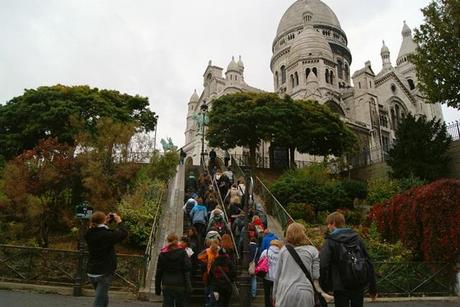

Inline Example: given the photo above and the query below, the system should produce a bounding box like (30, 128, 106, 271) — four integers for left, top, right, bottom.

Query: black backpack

(332, 238, 370, 289)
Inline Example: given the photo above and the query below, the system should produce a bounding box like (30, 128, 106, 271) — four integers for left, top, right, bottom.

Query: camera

(107, 212, 115, 222)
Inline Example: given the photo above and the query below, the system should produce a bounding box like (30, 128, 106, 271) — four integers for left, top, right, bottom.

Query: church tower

(185, 90, 200, 145)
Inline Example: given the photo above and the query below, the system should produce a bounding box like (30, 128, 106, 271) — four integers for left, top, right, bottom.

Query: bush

(271, 164, 355, 213)
(118, 177, 165, 248)
(286, 203, 316, 222)
(367, 179, 400, 206)
(369, 179, 460, 263)
(341, 180, 367, 200)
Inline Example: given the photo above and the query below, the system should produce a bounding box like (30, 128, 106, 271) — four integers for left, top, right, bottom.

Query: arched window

(281, 66, 286, 84)
(275, 71, 279, 88)
(290, 74, 295, 88)
(330, 71, 334, 85)
(325, 69, 330, 83)
(408, 79, 415, 90)
(344, 64, 349, 80)
(306, 68, 311, 80)
(294, 72, 299, 86)
(369, 81, 372, 88)
(313, 67, 318, 77)
(358, 82, 361, 89)
(337, 60, 343, 79)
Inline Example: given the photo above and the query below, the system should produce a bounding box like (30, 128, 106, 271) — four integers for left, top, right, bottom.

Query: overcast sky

(1, 0, 459, 148)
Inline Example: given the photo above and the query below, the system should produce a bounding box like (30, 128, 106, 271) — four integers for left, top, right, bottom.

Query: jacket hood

(328, 228, 359, 243)
(268, 245, 280, 254)
(162, 247, 186, 261)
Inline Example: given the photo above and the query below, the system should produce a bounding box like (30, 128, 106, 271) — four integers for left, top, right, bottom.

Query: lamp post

(239, 174, 254, 306)
(200, 104, 208, 165)
(73, 202, 92, 296)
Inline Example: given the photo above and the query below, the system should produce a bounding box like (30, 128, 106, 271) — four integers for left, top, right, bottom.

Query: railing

(253, 177, 293, 231)
(141, 185, 165, 289)
(344, 146, 390, 169)
(201, 156, 240, 260)
(0, 244, 145, 292)
(447, 121, 460, 141)
(231, 155, 293, 232)
(374, 262, 456, 297)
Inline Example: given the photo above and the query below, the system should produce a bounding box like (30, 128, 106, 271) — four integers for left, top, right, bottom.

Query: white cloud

(1, 0, 459, 148)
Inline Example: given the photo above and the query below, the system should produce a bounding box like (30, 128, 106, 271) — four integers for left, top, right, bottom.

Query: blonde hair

(252, 215, 260, 223)
(270, 239, 284, 249)
(326, 211, 346, 228)
(285, 222, 311, 247)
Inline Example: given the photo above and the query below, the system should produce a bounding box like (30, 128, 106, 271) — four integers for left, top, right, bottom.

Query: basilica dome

(288, 26, 333, 64)
(276, 0, 341, 37)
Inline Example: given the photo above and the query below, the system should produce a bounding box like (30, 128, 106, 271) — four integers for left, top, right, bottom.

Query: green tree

(387, 114, 452, 180)
(76, 118, 142, 211)
(0, 85, 157, 160)
(412, 0, 460, 108)
(206, 93, 278, 169)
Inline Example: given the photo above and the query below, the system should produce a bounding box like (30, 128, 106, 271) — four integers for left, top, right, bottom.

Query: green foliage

(387, 114, 451, 181)
(271, 164, 364, 215)
(364, 223, 412, 263)
(143, 150, 179, 182)
(0, 85, 157, 160)
(367, 179, 401, 205)
(207, 93, 280, 169)
(286, 203, 316, 222)
(118, 178, 164, 248)
(341, 180, 368, 200)
(412, 0, 460, 108)
(77, 118, 142, 211)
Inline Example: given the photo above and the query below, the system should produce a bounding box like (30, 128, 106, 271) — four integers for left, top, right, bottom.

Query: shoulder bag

(285, 245, 324, 307)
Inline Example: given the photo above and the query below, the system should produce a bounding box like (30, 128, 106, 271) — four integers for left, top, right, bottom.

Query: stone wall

(347, 140, 460, 181)
(447, 140, 460, 178)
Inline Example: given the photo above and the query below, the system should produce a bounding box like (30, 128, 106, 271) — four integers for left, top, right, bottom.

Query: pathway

(1, 290, 458, 307)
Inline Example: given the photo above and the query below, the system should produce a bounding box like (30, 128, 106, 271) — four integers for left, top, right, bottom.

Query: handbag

(286, 245, 325, 307)
(248, 247, 258, 275)
(255, 254, 269, 278)
(217, 266, 240, 299)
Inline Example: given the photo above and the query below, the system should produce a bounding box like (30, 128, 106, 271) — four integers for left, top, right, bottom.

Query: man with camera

(85, 211, 128, 307)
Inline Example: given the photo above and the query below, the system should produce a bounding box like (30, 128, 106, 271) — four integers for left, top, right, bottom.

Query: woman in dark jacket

(155, 233, 192, 307)
(208, 248, 236, 307)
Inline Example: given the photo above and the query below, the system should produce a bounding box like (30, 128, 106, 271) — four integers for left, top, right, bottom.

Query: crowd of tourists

(155, 160, 377, 307)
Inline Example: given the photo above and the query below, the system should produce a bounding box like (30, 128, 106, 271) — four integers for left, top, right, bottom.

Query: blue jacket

(260, 232, 278, 254)
(190, 204, 208, 225)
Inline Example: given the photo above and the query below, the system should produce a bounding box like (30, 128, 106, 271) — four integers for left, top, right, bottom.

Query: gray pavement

(0, 290, 459, 307)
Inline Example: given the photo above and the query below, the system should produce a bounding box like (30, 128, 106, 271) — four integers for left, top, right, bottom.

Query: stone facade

(183, 0, 443, 165)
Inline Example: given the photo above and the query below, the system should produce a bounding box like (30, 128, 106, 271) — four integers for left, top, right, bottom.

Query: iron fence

(0, 244, 145, 292)
(447, 121, 460, 141)
(374, 261, 456, 297)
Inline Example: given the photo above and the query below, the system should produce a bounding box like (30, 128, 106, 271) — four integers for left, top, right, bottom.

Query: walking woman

(155, 233, 192, 307)
(259, 239, 283, 307)
(208, 248, 236, 307)
(273, 223, 319, 307)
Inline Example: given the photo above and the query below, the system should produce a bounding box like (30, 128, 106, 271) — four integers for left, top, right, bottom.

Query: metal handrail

(253, 176, 294, 230)
(231, 154, 293, 231)
(202, 155, 240, 260)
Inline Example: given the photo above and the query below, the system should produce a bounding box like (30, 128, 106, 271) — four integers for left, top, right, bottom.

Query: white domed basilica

(184, 0, 443, 166)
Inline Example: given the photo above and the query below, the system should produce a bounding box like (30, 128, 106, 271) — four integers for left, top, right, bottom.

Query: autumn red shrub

(369, 179, 460, 263)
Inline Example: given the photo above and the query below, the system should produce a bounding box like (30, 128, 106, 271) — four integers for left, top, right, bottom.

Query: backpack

(333, 239, 370, 289)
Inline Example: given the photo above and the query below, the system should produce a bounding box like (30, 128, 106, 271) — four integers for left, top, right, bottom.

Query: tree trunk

(289, 146, 297, 168)
(249, 145, 256, 171)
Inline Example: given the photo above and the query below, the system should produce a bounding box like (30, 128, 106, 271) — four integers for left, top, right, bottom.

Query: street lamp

(73, 202, 92, 296)
(200, 103, 209, 165)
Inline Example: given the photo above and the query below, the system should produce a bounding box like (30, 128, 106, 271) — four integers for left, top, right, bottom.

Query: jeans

(334, 289, 364, 307)
(250, 275, 257, 298)
(263, 279, 274, 307)
(89, 274, 113, 307)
